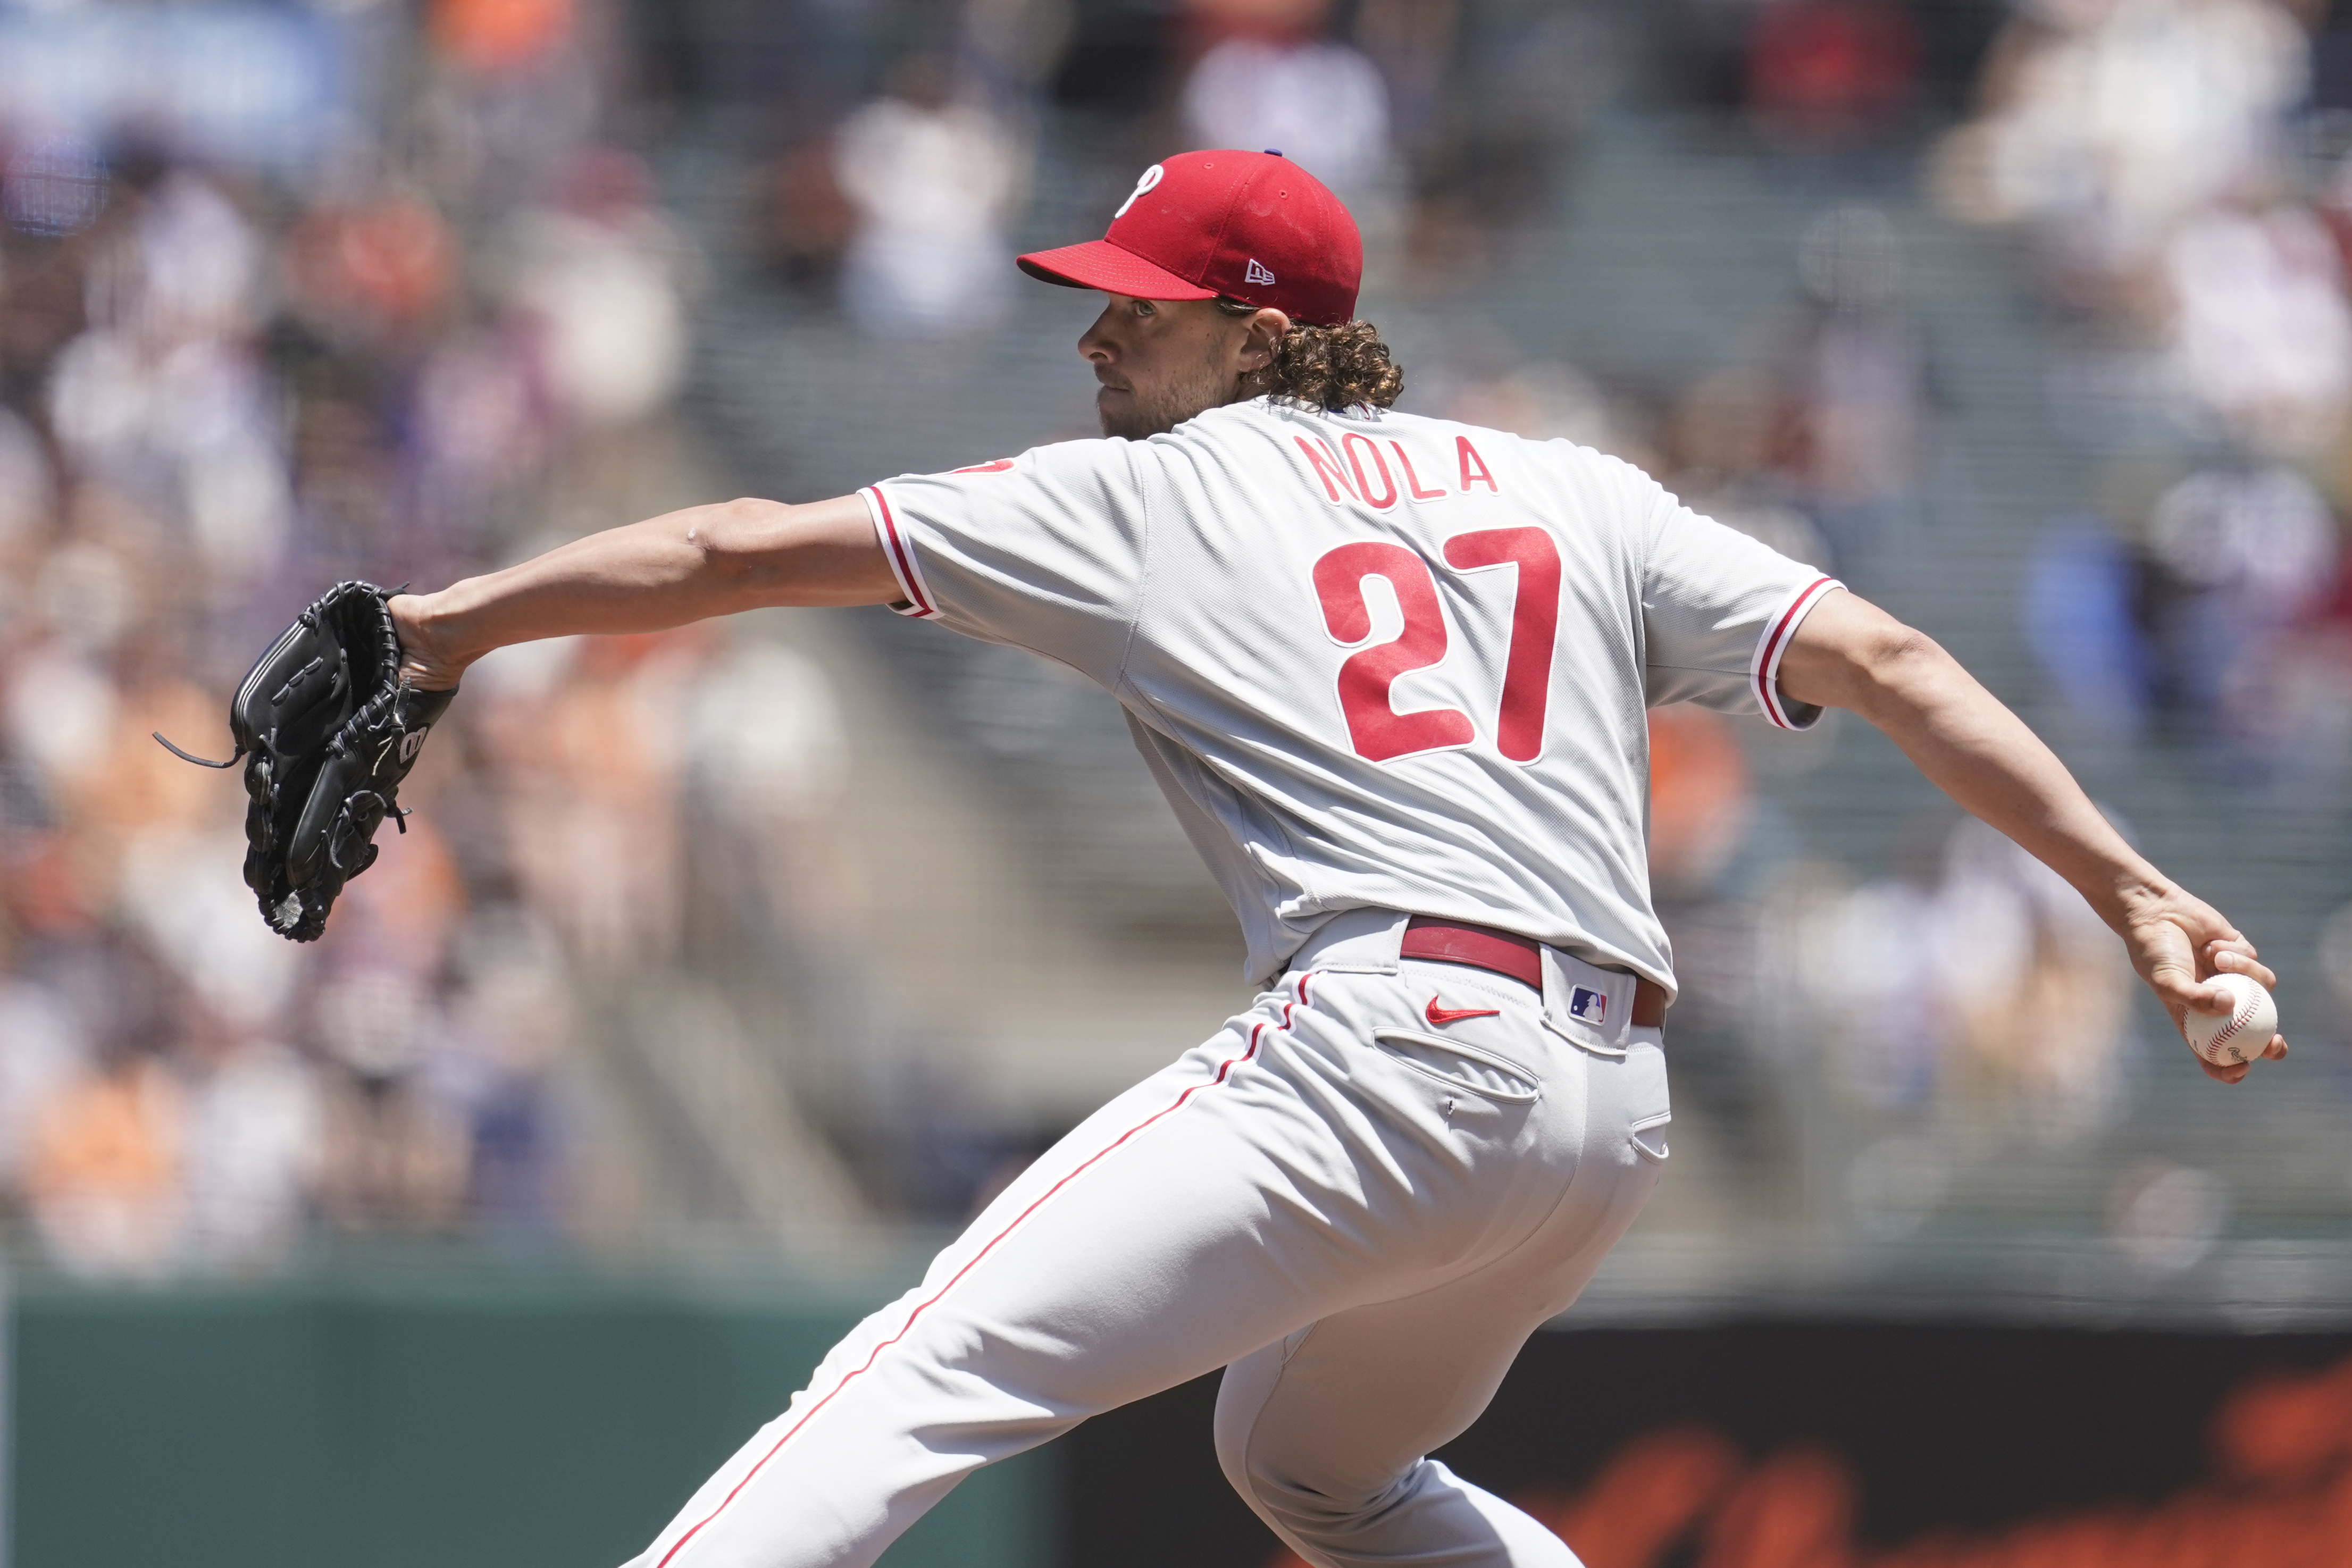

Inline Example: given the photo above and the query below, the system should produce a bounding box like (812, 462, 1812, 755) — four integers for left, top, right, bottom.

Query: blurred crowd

(1924, 0, 2352, 791)
(753, 0, 1606, 318)
(0, 1, 860, 1280)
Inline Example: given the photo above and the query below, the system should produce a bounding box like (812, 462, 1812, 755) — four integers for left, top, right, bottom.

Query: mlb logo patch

(1568, 986, 1608, 1026)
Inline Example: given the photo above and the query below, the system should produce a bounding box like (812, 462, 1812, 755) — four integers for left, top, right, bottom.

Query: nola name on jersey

(862, 398, 1837, 986)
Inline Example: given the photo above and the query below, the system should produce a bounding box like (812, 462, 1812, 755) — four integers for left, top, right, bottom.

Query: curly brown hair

(1217, 298, 1405, 411)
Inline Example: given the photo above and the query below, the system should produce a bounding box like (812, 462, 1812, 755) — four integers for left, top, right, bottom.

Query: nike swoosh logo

(1426, 998, 1501, 1027)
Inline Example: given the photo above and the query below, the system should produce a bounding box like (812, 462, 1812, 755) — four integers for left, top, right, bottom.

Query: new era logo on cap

(1016, 150, 1362, 326)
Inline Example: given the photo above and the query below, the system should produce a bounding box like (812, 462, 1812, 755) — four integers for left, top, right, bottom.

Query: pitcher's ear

(1242, 307, 1291, 370)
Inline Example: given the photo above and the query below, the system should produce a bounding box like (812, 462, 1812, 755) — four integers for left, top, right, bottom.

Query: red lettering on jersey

(952, 458, 1016, 474)
(1343, 433, 1399, 509)
(1313, 542, 1476, 762)
(1443, 528, 1562, 763)
(1392, 442, 1447, 501)
(1295, 437, 1359, 504)
(1456, 437, 1498, 492)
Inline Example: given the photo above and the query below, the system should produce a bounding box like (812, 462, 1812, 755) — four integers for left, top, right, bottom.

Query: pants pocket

(1370, 1029, 1543, 1104)
(1622, 1039, 1671, 1162)
(1630, 1111, 1671, 1163)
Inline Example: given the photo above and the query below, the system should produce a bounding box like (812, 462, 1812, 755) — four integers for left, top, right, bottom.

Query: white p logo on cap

(1114, 164, 1165, 220)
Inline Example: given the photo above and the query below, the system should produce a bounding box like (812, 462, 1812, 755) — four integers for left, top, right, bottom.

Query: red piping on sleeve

(1753, 576, 1838, 730)
(865, 485, 937, 618)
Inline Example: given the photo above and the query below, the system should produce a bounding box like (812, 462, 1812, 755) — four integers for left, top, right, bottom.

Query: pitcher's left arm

(389, 493, 894, 689)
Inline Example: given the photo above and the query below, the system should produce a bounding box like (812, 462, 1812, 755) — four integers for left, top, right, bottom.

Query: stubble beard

(1097, 342, 1242, 440)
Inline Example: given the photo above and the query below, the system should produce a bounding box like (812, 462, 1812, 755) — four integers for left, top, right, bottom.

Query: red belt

(1400, 917, 1668, 1028)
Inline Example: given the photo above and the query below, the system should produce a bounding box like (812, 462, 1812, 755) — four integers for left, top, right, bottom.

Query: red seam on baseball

(651, 971, 1316, 1567)
(2206, 997, 2249, 1054)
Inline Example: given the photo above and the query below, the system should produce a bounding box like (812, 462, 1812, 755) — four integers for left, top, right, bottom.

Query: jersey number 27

(1312, 530, 1560, 765)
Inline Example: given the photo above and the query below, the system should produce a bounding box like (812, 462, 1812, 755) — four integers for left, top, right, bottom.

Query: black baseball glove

(157, 581, 456, 942)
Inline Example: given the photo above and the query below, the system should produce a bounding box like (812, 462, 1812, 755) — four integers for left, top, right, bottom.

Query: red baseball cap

(1018, 150, 1362, 326)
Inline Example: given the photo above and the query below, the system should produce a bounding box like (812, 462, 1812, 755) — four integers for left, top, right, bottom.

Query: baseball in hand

(2182, 973, 2276, 1068)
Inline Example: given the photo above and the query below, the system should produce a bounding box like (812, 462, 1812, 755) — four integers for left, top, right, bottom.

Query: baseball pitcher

(363, 152, 2284, 1567)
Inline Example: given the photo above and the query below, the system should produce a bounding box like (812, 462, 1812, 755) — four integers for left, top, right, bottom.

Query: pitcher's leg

(624, 977, 1390, 1568)
(1215, 1293, 1585, 1568)
(1213, 1038, 1669, 1568)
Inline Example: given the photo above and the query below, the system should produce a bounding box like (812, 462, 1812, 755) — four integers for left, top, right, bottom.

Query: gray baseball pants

(624, 909, 1669, 1568)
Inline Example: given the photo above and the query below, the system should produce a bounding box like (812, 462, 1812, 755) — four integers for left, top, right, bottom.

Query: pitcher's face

(1078, 294, 1287, 439)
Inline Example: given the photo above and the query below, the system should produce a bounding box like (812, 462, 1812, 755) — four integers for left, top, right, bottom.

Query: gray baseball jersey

(864, 397, 1839, 992)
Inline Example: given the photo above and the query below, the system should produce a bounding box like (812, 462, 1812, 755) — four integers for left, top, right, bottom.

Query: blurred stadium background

(2, 0, 2352, 1562)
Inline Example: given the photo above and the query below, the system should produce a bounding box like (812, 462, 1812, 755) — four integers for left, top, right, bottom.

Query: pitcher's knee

(1225, 1449, 1421, 1554)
